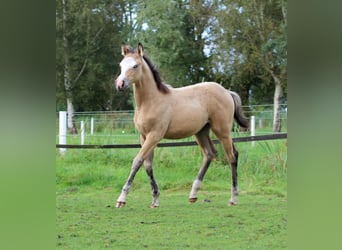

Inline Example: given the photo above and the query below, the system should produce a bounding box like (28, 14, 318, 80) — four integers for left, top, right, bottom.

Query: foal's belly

(163, 115, 208, 139)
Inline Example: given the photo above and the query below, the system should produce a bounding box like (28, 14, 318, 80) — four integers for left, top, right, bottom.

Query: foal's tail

(230, 91, 249, 129)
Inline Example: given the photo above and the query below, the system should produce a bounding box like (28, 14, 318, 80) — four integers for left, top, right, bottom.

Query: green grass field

(56, 134, 287, 249)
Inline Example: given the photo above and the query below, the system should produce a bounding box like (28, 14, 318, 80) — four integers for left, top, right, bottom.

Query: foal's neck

(133, 61, 161, 109)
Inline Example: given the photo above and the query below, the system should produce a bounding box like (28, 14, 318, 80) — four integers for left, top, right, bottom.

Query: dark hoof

(116, 201, 126, 208)
(149, 204, 159, 208)
(189, 197, 198, 203)
(228, 201, 237, 206)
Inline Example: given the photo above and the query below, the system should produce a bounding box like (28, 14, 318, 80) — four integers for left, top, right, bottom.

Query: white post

(81, 121, 85, 145)
(59, 111, 67, 155)
(90, 117, 94, 135)
(251, 115, 255, 146)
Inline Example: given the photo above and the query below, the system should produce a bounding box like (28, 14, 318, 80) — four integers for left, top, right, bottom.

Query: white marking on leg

(189, 179, 202, 199)
(229, 185, 239, 205)
(117, 183, 131, 203)
(151, 191, 160, 208)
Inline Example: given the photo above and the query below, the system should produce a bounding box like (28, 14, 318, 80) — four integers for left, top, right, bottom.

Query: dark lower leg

(144, 152, 160, 207)
(116, 158, 144, 208)
(189, 125, 215, 203)
(146, 167, 160, 207)
(229, 144, 239, 205)
(189, 153, 214, 202)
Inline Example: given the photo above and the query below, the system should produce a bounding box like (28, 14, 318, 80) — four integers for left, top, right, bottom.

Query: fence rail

(56, 133, 287, 149)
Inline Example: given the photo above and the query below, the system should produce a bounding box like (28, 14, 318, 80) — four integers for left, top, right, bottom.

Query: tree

(249, 0, 287, 131)
(57, 0, 77, 133)
(135, 0, 214, 86)
(56, 0, 138, 117)
(211, 0, 287, 131)
(56, 0, 286, 123)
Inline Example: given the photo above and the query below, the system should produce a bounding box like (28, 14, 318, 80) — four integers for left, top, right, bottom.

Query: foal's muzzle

(115, 78, 129, 91)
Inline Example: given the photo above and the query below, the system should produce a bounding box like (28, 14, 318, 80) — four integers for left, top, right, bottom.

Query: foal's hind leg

(189, 124, 217, 203)
(220, 136, 239, 205)
(144, 150, 160, 208)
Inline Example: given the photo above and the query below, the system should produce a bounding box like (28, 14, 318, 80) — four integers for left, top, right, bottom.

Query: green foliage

(56, 0, 138, 111)
(135, 0, 211, 86)
(210, 0, 287, 105)
(56, 0, 287, 112)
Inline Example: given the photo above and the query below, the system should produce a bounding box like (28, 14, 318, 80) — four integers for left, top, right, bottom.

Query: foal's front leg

(144, 151, 160, 208)
(116, 156, 144, 208)
(116, 134, 160, 208)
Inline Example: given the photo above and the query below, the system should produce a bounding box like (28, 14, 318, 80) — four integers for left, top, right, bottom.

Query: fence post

(81, 121, 85, 145)
(59, 111, 67, 155)
(251, 115, 255, 146)
(90, 117, 94, 135)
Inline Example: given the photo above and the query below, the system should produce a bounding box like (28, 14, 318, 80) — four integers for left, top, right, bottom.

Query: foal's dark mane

(142, 55, 170, 94)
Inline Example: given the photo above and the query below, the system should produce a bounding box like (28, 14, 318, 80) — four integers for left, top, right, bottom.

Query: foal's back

(163, 82, 235, 139)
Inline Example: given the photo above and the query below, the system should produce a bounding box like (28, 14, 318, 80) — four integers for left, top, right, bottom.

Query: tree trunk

(67, 98, 77, 134)
(273, 76, 283, 132)
(62, 0, 77, 134)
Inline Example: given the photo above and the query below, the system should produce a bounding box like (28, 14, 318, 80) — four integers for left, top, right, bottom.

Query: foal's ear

(137, 42, 144, 57)
(121, 43, 129, 56)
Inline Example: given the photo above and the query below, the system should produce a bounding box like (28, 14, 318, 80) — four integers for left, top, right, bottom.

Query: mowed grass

(56, 137, 287, 249)
(57, 190, 286, 249)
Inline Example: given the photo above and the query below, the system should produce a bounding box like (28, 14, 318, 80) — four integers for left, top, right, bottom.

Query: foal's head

(115, 43, 144, 91)
(115, 43, 170, 93)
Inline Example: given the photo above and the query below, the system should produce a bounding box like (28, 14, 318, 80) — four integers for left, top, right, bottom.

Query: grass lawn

(56, 138, 287, 249)
(56, 189, 286, 249)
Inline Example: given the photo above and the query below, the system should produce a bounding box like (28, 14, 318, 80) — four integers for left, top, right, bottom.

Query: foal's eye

(133, 64, 138, 69)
